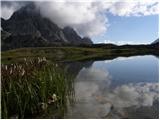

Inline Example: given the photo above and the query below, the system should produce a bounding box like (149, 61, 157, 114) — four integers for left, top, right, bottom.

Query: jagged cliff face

(1, 3, 93, 51)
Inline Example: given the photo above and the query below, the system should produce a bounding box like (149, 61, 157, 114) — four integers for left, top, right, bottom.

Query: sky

(93, 13, 159, 44)
(1, 0, 159, 45)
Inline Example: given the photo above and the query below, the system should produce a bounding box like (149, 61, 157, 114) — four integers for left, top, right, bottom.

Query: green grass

(1, 46, 157, 64)
(1, 57, 74, 118)
(1, 47, 96, 64)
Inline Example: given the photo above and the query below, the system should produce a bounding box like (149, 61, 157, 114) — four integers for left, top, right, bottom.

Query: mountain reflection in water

(64, 55, 159, 119)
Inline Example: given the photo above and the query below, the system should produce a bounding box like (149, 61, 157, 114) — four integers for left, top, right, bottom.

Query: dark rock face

(62, 27, 93, 45)
(1, 34, 48, 51)
(82, 37, 93, 45)
(1, 3, 93, 51)
(150, 38, 159, 49)
(151, 38, 159, 45)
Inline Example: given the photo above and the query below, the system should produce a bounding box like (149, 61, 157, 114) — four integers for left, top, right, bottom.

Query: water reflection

(63, 61, 93, 78)
(65, 55, 159, 119)
(96, 55, 159, 85)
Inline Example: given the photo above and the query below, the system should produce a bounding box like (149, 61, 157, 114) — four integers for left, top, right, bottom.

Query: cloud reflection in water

(67, 66, 158, 118)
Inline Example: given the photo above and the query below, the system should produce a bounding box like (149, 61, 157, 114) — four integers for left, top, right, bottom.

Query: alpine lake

(1, 47, 159, 119)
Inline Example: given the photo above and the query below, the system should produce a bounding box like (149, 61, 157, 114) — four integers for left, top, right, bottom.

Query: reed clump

(1, 57, 73, 118)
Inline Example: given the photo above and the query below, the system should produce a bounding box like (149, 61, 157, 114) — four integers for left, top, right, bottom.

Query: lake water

(64, 55, 159, 119)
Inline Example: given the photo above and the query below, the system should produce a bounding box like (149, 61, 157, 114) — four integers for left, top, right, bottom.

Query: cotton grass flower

(14, 65, 16, 69)
(55, 64, 58, 67)
(5, 65, 8, 70)
(19, 65, 22, 70)
(24, 58, 27, 62)
(21, 69, 25, 76)
(10, 68, 13, 74)
(48, 93, 58, 104)
(52, 94, 57, 102)
(42, 57, 47, 62)
(41, 103, 48, 110)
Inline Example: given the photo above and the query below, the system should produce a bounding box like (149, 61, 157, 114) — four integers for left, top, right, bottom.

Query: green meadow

(2, 46, 157, 64)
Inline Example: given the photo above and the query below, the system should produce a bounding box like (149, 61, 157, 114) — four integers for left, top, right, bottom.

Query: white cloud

(1, 6, 16, 20)
(104, 39, 148, 45)
(1, 2, 28, 20)
(108, 0, 159, 16)
(35, 1, 109, 37)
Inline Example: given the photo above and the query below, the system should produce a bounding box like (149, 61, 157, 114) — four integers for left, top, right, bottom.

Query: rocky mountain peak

(1, 3, 93, 50)
(10, 3, 38, 21)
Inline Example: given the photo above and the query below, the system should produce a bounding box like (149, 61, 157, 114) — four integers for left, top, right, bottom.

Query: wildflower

(14, 65, 16, 69)
(48, 99, 53, 104)
(38, 57, 41, 63)
(52, 94, 57, 101)
(42, 57, 47, 62)
(10, 68, 13, 74)
(48, 93, 57, 104)
(19, 65, 22, 70)
(21, 69, 25, 76)
(30, 59, 33, 64)
(41, 103, 48, 110)
(24, 58, 27, 61)
(5, 65, 8, 70)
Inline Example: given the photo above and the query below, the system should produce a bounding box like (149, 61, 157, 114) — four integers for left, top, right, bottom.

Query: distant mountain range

(1, 3, 93, 51)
